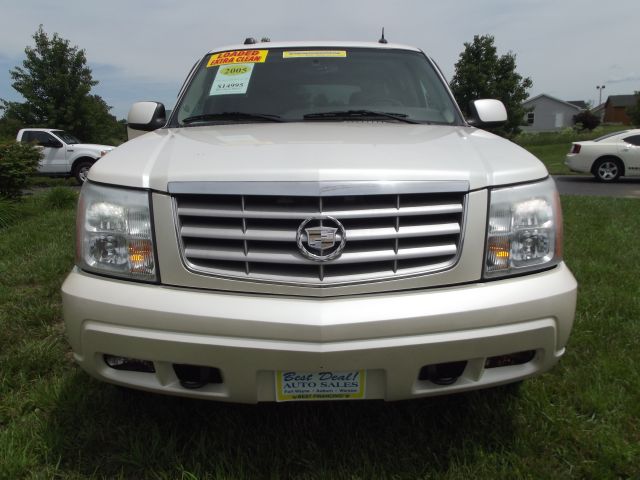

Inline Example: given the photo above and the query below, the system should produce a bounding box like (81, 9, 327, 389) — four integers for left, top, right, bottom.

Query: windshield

(172, 47, 462, 126)
(52, 130, 80, 144)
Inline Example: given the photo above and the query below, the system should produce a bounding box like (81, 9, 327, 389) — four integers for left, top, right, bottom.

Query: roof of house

(522, 93, 583, 111)
(592, 103, 605, 112)
(606, 95, 639, 108)
(568, 100, 588, 109)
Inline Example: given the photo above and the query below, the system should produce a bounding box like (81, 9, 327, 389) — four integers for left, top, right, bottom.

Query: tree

(0, 115, 24, 143)
(0, 25, 126, 144)
(83, 95, 127, 145)
(573, 109, 601, 131)
(450, 35, 533, 137)
(627, 91, 640, 126)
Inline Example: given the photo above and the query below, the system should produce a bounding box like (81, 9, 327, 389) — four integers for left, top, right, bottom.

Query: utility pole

(596, 85, 606, 105)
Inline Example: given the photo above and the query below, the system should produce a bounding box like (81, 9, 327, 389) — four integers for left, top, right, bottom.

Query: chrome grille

(171, 182, 467, 284)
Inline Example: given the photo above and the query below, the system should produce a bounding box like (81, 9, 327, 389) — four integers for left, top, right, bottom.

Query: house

(603, 95, 639, 124)
(592, 103, 605, 121)
(568, 100, 588, 109)
(521, 94, 584, 132)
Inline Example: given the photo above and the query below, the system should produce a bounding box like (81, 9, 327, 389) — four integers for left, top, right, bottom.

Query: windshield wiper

(182, 112, 283, 124)
(303, 110, 420, 124)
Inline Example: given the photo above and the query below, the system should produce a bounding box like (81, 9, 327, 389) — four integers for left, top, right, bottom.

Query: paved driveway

(553, 175, 640, 199)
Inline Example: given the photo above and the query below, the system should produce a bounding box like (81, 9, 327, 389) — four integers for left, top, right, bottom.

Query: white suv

(62, 41, 577, 403)
(16, 128, 114, 183)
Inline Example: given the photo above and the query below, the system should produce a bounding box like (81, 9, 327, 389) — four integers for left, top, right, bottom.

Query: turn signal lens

(487, 239, 511, 270)
(129, 240, 154, 273)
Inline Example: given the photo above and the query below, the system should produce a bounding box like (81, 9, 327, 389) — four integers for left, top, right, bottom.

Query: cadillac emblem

(296, 216, 346, 261)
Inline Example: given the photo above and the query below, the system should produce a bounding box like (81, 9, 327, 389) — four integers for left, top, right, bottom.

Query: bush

(627, 92, 640, 126)
(573, 110, 601, 132)
(43, 186, 78, 209)
(0, 141, 42, 198)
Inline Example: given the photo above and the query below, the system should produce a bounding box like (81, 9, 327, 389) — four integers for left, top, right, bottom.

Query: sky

(1, 0, 638, 119)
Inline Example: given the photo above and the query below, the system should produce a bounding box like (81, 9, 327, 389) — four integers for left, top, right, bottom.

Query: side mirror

(467, 99, 507, 128)
(46, 139, 63, 148)
(127, 101, 166, 140)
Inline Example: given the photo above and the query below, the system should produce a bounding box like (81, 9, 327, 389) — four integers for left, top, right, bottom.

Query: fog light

(103, 354, 155, 373)
(419, 360, 467, 385)
(173, 364, 223, 389)
(485, 350, 536, 369)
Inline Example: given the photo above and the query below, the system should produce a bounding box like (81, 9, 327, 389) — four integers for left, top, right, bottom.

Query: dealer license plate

(275, 370, 366, 402)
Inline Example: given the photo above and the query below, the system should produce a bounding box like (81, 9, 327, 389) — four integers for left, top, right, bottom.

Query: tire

(593, 157, 622, 182)
(73, 160, 94, 185)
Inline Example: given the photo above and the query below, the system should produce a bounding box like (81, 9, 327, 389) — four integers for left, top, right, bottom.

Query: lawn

(0, 190, 638, 479)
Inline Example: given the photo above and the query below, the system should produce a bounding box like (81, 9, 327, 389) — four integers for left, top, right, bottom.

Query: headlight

(76, 182, 157, 281)
(485, 177, 562, 278)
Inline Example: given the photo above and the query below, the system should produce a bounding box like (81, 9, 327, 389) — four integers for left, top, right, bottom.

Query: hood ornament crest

(296, 216, 346, 262)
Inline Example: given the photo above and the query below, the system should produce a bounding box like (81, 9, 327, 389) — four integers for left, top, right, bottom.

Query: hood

(89, 123, 547, 191)
(73, 143, 115, 151)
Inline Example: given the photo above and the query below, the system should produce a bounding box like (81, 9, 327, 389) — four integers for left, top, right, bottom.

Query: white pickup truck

(16, 128, 114, 184)
(62, 41, 577, 403)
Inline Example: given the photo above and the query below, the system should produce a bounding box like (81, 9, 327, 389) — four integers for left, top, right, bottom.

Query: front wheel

(73, 160, 93, 185)
(593, 158, 622, 182)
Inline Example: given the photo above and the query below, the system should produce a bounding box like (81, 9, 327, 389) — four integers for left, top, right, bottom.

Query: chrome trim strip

(184, 243, 457, 265)
(176, 203, 463, 220)
(179, 223, 460, 242)
(168, 180, 470, 196)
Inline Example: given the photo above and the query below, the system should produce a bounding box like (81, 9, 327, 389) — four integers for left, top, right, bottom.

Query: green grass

(523, 143, 573, 175)
(27, 176, 78, 188)
(515, 125, 631, 175)
(0, 198, 20, 229)
(0, 192, 639, 479)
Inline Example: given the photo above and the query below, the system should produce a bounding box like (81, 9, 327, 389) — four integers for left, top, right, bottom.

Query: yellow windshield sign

(283, 50, 347, 59)
(207, 50, 268, 67)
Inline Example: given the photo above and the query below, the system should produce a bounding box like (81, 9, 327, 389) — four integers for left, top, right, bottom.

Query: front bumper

(62, 263, 577, 403)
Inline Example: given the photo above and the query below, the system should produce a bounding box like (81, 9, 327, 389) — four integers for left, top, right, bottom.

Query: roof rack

(243, 37, 270, 44)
